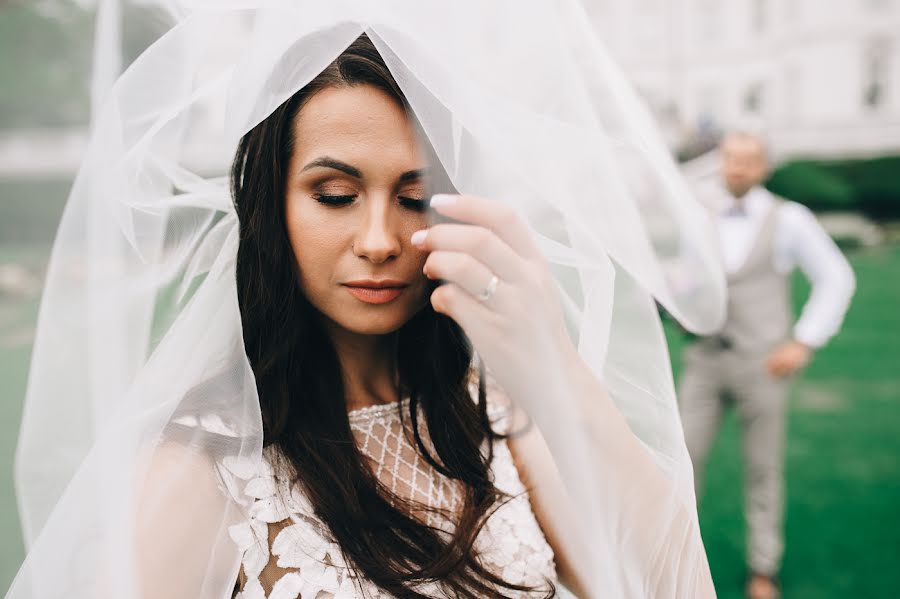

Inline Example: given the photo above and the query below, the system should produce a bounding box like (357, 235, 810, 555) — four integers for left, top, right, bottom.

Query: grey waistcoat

(708, 200, 791, 354)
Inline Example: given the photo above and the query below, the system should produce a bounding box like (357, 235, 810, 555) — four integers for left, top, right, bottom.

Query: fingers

(766, 353, 785, 378)
(766, 353, 797, 378)
(430, 282, 495, 336)
(766, 360, 785, 378)
(428, 194, 540, 261)
(412, 223, 526, 283)
(424, 251, 501, 301)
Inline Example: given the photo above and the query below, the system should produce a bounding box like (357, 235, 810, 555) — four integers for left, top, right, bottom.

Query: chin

(326, 304, 418, 336)
(344, 317, 408, 336)
(727, 183, 750, 196)
(311, 287, 431, 337)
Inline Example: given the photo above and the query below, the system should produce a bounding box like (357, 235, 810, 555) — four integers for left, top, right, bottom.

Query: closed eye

(314, 194, 356, 206)
(398, 196, 428, 213)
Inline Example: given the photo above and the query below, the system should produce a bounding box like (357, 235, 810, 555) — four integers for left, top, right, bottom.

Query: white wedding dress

(8, 4, 726, 598)
(222, 394, 560, 598)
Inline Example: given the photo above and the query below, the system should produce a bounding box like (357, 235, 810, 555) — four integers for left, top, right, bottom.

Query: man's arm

(780, 202, 856, 349)
(767, 202, 856, 377)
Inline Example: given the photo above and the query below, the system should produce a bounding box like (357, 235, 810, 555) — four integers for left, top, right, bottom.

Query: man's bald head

(720, 131, 770, 199)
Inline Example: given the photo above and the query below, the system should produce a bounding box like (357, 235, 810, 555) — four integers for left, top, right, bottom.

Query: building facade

(586, 0, 900, 160)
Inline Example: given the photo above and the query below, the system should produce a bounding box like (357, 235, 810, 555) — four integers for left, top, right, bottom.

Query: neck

(728, 185, 753, 200)
(323, 320, 400, 412)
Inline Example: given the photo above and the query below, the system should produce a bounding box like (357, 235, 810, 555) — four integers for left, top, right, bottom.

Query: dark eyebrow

(300, 157, 428, 183)
(399, 168, 428, 182)
(300, 157, 362, 178)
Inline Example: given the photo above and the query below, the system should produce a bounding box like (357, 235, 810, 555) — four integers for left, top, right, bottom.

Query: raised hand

(411, 193, 578, 409)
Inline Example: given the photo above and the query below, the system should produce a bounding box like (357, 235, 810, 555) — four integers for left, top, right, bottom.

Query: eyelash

(313, 194, 428, 212)
(313, 194, 356, 206)
(399, 196, 428, 212)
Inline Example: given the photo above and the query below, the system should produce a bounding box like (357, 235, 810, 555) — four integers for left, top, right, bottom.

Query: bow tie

(722, 204, 748, 217)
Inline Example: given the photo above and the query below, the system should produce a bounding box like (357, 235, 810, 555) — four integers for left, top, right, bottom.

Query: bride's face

(285, 84, 432, 336)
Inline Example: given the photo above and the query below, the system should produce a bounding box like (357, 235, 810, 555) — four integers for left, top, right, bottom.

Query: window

(744, 81, 765, 113)
(863, 37, 891, 110)
(752, 0, 767, 33)
(784, 67, 802, 119)
(863, 0, 892, 11)
(696, 86, 723, 129)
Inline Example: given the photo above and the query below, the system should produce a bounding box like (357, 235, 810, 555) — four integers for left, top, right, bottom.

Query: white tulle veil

(8, 1, 725, 597)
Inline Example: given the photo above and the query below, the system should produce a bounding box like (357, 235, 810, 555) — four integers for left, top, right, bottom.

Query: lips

(342, 279, 409, 305)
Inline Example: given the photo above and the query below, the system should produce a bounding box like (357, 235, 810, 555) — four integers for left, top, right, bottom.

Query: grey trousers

(678, 341, 789, 576)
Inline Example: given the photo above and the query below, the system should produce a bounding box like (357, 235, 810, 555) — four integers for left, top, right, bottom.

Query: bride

(8, 2, 725, 598)
(228, 34, 572, 597)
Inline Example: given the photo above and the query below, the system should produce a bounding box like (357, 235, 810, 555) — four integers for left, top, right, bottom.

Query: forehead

(721, 134, 765, 158)
(291, 84, 423, 166)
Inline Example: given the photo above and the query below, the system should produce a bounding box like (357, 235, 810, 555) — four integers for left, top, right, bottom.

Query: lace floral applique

(225, 455, 375, 598)
(225, 395, 557, 598)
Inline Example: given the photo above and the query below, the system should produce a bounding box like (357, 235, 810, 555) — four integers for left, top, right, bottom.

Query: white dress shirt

(707, 184, 856, 349)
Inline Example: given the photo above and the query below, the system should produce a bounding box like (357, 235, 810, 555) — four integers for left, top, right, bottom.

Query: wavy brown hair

(232, 34, 553, 598)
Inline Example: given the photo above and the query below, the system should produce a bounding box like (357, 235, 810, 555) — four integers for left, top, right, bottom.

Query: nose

(353, 196, 402, 264)
(723, 162, 743, 177)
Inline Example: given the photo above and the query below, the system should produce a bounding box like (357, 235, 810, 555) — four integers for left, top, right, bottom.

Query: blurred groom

(679, 131, 856, 599)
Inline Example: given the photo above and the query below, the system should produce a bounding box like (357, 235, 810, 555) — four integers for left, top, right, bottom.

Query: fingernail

(411, 229, 428, 246)
(429, 194, 457, 207)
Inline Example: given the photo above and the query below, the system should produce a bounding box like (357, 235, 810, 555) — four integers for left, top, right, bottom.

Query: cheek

(409, 250, 433, 302)
(292, 229, 335, 278)
(285, 200, 343, 288)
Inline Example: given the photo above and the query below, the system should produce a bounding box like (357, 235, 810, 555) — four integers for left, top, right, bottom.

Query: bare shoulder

(131, 440, 245, 599)
(136, 439, 231, 509)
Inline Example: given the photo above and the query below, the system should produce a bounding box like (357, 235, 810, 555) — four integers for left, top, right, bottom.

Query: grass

(0, 303, 32, 586)
(1, 179, 899, 595)
(666, 244, 900, 599)
(0, 4, 92, 129)
(0, 179, 64, 589)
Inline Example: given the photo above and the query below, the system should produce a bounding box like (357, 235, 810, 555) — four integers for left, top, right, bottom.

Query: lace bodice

(224, 397, 557, 598)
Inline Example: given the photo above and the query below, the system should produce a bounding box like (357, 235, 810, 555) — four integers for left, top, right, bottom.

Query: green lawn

(0, 179, 64, 590)
(0, 295, 35, 587)
(1, 181, 899, 595)
(666, 245, 900, 599)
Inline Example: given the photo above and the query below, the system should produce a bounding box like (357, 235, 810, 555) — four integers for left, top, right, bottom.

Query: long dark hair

(232, 35, 552, 598)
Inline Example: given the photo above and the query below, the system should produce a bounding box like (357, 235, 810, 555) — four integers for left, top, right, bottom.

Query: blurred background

(584, 2, 900, 598)
(1, 1, 898, 597)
